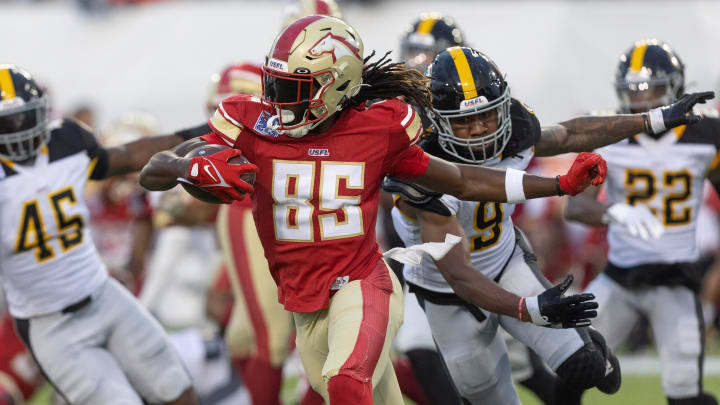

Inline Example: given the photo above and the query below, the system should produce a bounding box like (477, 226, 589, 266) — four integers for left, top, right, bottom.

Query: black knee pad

(555, 342, 606, 389)
(668, 393, 719, 405)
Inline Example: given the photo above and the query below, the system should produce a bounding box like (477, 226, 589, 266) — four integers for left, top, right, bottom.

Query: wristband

(647, 107, 666, 134)
(555, 175, 566, 196)
(518, 297, 525, 321)
(524, 296, 549, 326)
(505, 168, 526, 203)
(641, 113, 652, 134)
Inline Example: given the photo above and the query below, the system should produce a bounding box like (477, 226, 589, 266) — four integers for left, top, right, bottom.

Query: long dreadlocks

(346, 51, 434, 113)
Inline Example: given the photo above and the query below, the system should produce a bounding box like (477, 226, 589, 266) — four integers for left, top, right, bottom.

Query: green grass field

(26, 366, 720, 405)
(518, 376, 720, 405)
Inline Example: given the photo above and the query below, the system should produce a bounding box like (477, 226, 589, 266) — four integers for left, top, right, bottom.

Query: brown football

(181, 144, 255, 204)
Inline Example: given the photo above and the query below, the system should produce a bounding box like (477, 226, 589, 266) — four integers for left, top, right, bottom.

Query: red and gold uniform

(203, 94, 426, 401)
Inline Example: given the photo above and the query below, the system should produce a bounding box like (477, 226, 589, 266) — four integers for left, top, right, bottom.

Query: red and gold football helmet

(206, 62, 263, 116)
(263, 15, 364, 138)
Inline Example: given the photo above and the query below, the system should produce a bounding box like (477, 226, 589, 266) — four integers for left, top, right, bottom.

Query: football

(181, 144, 255, 204)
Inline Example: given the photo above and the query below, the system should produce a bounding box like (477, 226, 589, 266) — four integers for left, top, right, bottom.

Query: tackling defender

(385, 45, 712, 405)
(0, 65, 199, 404)
(566, 39, 720, 405)
(139, 16, 604, 404)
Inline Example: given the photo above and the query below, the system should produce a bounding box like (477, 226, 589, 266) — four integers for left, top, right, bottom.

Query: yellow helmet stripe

(0, 68, 16, 100)
(416, 18, 438, 34)
(629, 42, 649, 73)
(448, 46, 478, 99)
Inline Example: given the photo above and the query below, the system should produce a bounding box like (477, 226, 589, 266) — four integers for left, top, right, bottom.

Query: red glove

(185, 148, 257, 202)
(558, 152, 607, 196)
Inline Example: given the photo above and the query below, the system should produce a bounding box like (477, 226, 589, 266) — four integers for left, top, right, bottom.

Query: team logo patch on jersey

(308, 148, 330, 157)
(253, 111, 280, 138)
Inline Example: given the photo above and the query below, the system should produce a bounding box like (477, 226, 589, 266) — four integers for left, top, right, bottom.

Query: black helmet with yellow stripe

(425, 47, 511, 164)
(0, 65, 48, 162)
(615, 39, 684, 113)
(400, 12, 465, 74)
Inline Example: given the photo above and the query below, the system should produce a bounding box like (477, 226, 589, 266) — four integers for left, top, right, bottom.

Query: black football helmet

(0, 65, 48, 162)
(614, 39, 684, 113)
(426, 47, 511, 164)
(399, 12, 465, 74)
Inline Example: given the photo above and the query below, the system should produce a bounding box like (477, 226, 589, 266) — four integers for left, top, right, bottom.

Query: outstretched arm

(411, 152, 606, 203)
(535, 115, 643, 157)
(535, 91, 716, 157)
(398, 200, 597, 327)
(139, 138, 206, 191)
(406, 200, 528, 318)
(103, 134, 187, 178)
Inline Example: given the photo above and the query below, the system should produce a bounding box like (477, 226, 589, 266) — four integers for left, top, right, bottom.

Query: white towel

(382, 234, 462, 266)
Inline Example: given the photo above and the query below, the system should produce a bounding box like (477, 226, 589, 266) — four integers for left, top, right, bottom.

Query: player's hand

(647, 91, 715, 134)
(185, 149, 257, 202)
(525, 275, 598, 328)
(603, 203, 664, 240)
(558, 152, 607, 195)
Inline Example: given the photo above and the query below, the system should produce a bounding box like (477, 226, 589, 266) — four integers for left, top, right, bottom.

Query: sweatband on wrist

(641, 113, 652, 134)
(505, 168, 526, 203)
(648, 108, 666, 134)
(555, 175, 566, 196)
(524, 296, 549, 326)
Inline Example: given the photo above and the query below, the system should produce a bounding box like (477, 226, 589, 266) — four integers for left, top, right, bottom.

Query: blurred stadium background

(2, 0, 720, 404)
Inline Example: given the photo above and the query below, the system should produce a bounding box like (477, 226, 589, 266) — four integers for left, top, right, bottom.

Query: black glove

(646, 91, 715, 135)
(524, 275, 598, 329)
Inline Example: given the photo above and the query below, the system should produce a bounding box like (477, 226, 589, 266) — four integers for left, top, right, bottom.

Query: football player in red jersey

(207, 61, 323, 405)
(139, 16, 606, 404)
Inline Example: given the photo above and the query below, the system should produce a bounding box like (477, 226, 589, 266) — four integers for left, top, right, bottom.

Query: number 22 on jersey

(272, 160, 364, 242)
(14, 186, 85, 263)
(625, 168, 692, 226)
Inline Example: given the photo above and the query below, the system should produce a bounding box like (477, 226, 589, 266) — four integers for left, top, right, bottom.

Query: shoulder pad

(678, 115, 720, 149)
(503, 98, 541, 159)
(210, 95, 272, 144)
(382, 176, 441, 204)
(47, 118, 98, 162)
(368, 98, 423, 144)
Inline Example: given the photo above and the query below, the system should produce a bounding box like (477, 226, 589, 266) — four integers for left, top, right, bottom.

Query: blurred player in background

(0, 311, 42, 405)
(566, 39, 719, 405)
(140, 15, 608, 404)
(398, 12, 464, 75)
(0, 65, 199, 405)
(87, 112, 158, 293)
(386, 46, 711, 405)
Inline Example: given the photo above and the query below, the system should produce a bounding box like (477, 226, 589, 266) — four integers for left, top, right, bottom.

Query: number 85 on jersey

(272, 160, 365, 242)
